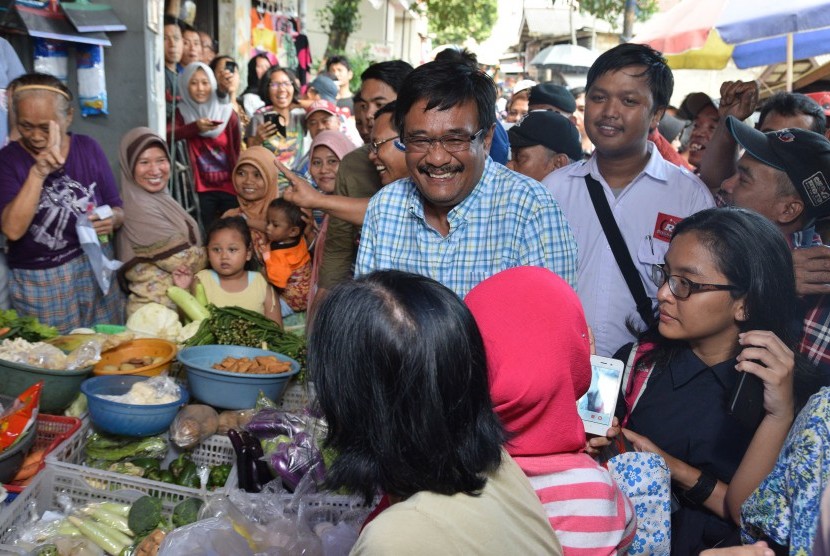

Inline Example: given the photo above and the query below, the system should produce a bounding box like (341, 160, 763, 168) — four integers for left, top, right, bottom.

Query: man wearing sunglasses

(355, 60, 577, 298)
(722, 115, 830, 379)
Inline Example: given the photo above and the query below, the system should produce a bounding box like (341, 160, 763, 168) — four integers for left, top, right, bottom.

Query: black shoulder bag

(584, 175, 655, 325)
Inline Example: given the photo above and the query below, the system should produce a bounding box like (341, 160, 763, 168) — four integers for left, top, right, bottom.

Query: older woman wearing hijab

(0, 72, 124, 332)
(465, 266, 636, 555)
(169, 61, 241, 230)
(221, 145, 278, 251)
(117, 127, 206, 317)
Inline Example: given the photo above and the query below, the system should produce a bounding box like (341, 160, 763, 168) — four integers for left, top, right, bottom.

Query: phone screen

(577, 356, 624, 432)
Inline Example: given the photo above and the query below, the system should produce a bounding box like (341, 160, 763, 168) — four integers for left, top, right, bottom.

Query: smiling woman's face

(269, 70, 294, 109)
(233, 163, 267, 201)
(133, 146, 170, 193)
(188, 68, 212, 104)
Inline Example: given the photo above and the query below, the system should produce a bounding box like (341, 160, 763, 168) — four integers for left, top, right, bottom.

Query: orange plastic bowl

(93, 339, 177, 376)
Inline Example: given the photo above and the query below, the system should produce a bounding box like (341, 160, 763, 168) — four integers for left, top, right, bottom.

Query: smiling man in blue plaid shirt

(355, 60, 577, 297)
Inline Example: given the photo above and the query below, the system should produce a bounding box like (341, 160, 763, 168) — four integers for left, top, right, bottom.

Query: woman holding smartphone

(246, 67, 304, 193)
(602, 207, 816, 554)
(169, 61, 240, 230)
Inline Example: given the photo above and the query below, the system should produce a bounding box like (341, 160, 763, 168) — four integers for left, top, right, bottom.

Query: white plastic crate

(45, 419, 237, 496)
(275, 381, 317, 412)
(0, 465, 198, 545)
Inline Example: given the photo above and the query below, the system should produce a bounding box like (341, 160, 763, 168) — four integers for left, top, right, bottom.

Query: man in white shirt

(543, 43, 714, 357)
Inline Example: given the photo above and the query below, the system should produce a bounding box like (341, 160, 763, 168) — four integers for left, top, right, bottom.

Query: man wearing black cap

(507, 111, 582, 182)
(723, 115, 830, 377)
(529, 83, 577, 123)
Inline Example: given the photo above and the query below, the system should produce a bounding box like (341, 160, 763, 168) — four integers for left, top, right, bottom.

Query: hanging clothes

(294, 30, 311, 86)
(250, 7, 277, 56)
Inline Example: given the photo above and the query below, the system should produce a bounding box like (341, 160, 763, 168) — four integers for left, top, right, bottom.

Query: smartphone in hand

(578, 355, 625, 436)
(263, 112, 287, 138)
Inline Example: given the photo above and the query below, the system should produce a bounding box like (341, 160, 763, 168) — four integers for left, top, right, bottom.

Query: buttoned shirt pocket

(637, 235, 668, 294)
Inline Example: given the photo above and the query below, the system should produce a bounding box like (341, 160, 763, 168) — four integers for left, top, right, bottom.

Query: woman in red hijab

(465, 266, 636, 555)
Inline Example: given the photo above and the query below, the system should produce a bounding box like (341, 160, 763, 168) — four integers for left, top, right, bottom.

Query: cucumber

(194, 282, 208, 307)
(167, 286, 210, 322)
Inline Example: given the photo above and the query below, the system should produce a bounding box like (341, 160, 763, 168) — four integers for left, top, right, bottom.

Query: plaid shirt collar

(797, 226, 830, 374)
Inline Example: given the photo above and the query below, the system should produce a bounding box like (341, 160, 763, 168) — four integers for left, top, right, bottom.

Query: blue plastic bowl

(177, 345, 300, 410)
(80, 375, 189, 437)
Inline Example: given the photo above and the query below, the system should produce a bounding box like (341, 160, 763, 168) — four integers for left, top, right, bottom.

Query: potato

(119, 363, 136, 371)
(101, 364, 119, 372)
(170, 404, 219, 449)
(217, 409, 255, 435)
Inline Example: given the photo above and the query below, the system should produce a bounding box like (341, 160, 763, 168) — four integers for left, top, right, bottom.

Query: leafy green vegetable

(171, 498, 204, 528)
(84, 433, 168, 462)
(128, 496, 164, 538)
(0, 309, 58, 341)
(106, 462, 145, 477)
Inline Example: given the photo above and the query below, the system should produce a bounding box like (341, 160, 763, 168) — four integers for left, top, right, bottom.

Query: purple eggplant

(229, 428, 262, 493)
(245, 409, 307, 438)
(241, 430, 274, 487)
(228, 429, 251, 492)
(268, 431, 325, 491)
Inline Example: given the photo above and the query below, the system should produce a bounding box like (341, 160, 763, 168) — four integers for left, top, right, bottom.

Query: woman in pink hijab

(465, 266, 636, 556)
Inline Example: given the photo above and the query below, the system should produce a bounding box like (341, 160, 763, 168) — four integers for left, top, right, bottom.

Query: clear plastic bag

(158, 516, 255, 556)
(23, 342, 68, 369)
(64, 339, 104, 370)
(75, 44, 108, 117)
(99, 375, 182, 405)
(194, 494, 322, 555)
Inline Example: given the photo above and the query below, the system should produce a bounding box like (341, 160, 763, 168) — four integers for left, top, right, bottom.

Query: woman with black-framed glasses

(593, 207, 819, 554)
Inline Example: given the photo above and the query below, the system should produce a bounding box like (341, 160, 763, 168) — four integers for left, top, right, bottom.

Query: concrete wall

(66, 0, 161, 176)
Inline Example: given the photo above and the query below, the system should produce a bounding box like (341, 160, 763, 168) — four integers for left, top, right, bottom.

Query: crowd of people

(6, 20, 830, 552)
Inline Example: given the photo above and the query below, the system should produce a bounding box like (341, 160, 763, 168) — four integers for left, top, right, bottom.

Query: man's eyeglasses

(650, 264, 739, 299)
(369, 136, 399, 154)
(401, 128, 486, 153)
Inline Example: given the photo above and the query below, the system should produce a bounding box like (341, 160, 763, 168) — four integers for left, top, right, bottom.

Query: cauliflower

(177, 320, 202, 344)
(126, 303, 182, 341)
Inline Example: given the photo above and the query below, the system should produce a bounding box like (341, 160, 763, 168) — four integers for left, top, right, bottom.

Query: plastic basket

(0, 465, 195, 544)
(4, 415, 82, 495)
(275, 381, 317, 412)
(46, 419, 237, 496)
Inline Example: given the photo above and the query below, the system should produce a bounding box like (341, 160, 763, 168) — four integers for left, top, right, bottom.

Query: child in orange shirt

(258, 198, 311, 313)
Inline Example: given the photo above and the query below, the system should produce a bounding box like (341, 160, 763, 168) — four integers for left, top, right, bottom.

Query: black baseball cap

(726, 115, 830, 218)
(529, 83, 576, 114)
(508, 111, 582, 161)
